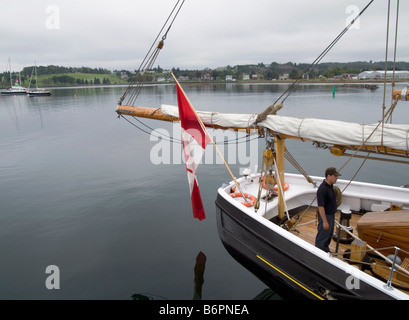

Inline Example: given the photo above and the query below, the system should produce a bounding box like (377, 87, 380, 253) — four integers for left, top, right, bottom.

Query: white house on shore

(358, 70, 409, 80)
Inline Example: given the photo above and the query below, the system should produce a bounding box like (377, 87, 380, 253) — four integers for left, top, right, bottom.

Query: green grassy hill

(32, 73, 128, 87)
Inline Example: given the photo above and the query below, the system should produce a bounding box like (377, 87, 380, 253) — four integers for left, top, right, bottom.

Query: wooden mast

(275, 136, 286, 220)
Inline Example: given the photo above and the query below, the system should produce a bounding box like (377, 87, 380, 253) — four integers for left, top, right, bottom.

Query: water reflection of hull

(131, 250, 280, 300)
(132, 251, 207, 300)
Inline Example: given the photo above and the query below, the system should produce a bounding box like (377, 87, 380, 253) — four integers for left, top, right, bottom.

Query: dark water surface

(0, 83, 408, 299)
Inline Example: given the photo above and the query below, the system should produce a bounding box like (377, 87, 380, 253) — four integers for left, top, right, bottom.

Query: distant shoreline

(1, 78, 406, 91)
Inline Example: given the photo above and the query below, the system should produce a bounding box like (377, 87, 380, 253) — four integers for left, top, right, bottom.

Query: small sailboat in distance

(27, 62, 51, 97)
(1, 59, 28, 95)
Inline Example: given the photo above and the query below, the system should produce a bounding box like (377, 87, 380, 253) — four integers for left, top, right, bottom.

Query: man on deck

(315, 167, 341, 253)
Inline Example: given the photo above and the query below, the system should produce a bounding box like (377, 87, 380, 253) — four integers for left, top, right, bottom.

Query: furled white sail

(161, 104, 258, 129)
(161, 104, 409, 152)
(260, 115, 409, 151)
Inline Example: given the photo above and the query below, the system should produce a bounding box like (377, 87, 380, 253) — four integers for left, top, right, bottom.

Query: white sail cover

(261, 115, 409, 151)
(161, 104, 258, 129)
(161, 104, 409, 151)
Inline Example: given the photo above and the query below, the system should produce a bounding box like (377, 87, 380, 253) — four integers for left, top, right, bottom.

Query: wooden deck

(287, 206, 409, 293)
(287, 207, 361, 253)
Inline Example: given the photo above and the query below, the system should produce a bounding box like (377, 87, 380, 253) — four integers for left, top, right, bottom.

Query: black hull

(1, 91, 27, 95)
(215, 193, 397, 300)
(28, 92, 51, 96)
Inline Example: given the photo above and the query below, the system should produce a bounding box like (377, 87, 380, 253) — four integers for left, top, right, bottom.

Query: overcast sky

(1, 0, 408, 73)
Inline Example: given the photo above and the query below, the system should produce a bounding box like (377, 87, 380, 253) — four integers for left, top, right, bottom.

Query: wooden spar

(116, 105, 259, 134)
(392, 89, 409, 101)
(116, 105, 178, 122)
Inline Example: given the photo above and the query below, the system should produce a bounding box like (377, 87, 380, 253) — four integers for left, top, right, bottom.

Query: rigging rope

(272, 0, 375, 105)
(381, 0, 401, 130)
(389, 0, 400, 124)
(118, 0, 186, 106)
(119, 114, 179, 143)
(381, 0, 392, 142)
(285, 149, 318, 188)
(338, 0, 402, 189)
(119, 113, 260, 146)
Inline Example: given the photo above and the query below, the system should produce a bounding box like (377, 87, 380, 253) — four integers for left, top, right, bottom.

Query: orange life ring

(260, 176, 275, 190)
(273, 182, 289, 192)
(229, 192, 257, 207)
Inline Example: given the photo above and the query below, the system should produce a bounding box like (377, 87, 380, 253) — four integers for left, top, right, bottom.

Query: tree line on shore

(168, 60, 409, 81)
(1, 60, 408, 87)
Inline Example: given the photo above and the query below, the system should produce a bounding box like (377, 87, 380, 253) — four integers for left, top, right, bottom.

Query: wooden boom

(116, 105, 261, 134)
(393, 89, 409, 101)
(116, 105, 179, 122)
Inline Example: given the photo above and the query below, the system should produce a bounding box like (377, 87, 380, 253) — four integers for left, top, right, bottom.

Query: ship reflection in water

(131, 251, 281, 300)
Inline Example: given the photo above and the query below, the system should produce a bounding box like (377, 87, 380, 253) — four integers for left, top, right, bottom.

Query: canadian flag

(176, 81, 211, 221)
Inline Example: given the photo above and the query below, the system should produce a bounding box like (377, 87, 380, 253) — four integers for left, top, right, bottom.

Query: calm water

(0, 83, 408, 300)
